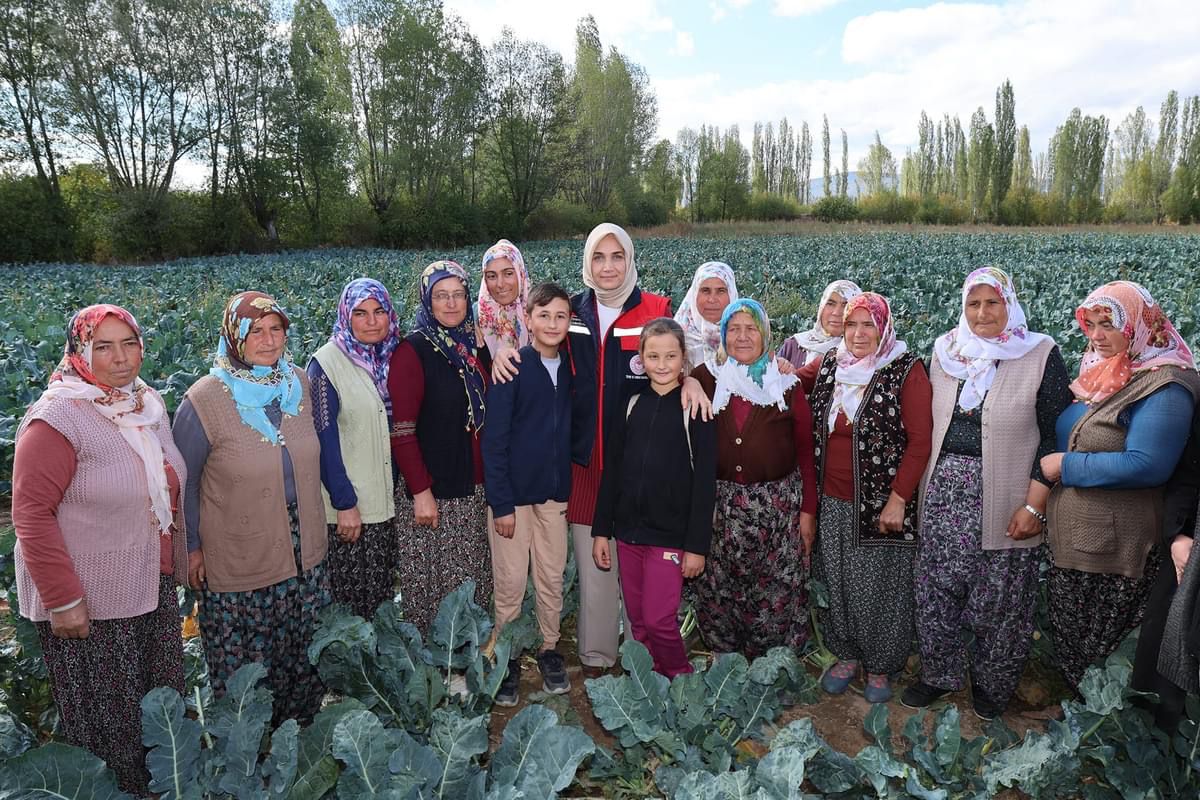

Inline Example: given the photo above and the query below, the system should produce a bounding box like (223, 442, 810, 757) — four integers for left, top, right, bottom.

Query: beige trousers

(571, 522, 631, 668)
(490, 501, 569, 650)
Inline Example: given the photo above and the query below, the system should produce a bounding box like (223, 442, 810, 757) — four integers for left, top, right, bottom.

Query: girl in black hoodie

(592, 318, 717, 677)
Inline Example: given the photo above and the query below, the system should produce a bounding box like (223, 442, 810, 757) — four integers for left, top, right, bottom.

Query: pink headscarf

(477, 239, 530, 356)
(1070, 280, 1195, 404)
(828, 292, 909, 429)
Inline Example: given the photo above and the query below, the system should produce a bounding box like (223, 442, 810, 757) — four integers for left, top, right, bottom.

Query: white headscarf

(674, 261, 738, 371)
(582, 223, 637, 308)
(791, 279, 862, 356)
(830, 293, 908, 431)
(933, 267, 1052, 411)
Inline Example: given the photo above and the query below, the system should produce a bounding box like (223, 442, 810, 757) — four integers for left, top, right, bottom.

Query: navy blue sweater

(482, 345, 573, 518)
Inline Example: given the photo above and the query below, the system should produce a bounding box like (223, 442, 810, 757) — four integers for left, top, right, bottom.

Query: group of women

(11, 220, 1200, 794)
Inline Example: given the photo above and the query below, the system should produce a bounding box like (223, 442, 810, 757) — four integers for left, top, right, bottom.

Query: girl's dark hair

(525, 282, 571, 313)
(639, 317, 687, 366)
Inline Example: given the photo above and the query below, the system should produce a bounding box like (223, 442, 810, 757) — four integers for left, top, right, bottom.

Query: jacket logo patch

(629, 354, 645, 375)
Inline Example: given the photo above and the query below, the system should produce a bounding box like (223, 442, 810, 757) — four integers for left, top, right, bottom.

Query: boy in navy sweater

(483, 283, 574, 704)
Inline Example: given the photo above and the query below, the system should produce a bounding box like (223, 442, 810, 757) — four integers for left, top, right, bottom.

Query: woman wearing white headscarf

(674, 261, 738, 370)
(779, 279, 862, 367)
(902, 267, 1070, 720)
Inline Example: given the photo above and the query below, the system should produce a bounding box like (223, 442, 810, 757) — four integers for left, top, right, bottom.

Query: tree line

(2, 0, 1199, 265)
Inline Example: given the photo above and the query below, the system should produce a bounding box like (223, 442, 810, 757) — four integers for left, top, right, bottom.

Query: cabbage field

(3, 231, 1200, 798)
(3, 230, 1200, 488)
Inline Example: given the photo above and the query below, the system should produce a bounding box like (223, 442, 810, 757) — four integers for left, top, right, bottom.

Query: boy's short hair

(526, 282, 571, 314)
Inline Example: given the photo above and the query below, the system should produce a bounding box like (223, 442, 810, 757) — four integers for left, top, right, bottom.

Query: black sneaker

(971, 686, 1003, 721)
(900, 681, 950, 709)
(495, 658, 521, 707)
(537, 649, 571, 695)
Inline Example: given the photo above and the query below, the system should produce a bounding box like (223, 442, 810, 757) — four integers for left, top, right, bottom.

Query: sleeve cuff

(48, 596, 84, 613)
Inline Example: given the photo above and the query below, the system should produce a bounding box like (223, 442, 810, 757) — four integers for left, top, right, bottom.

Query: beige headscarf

(582, 223, 637, 308)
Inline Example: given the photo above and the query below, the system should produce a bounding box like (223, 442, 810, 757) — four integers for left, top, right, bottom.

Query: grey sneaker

(495, 658, 521, 707)
(537, 649, 570, 695)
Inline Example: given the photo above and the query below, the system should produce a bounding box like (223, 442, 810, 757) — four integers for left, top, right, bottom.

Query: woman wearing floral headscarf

(1041, 281, 1200, 688)
(388, 261, 493, 632)
(688, 299, 819, 657)
(674, 261, 739, 371)
(307, 278, 402, 619)
(477, 238, 531, 357)
(779, 279, 862, 367)
(174, 291, 330, 724)
(803, 292, 933, 703)
(902, 268, 1071, 720)
(12, 304, 187, 794)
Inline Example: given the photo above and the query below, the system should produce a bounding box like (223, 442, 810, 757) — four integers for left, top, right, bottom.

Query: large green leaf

(330, 709, 406, 799)
(262, 719, 300, 797)
(425, 580, 492, 673)
(427, 708, 489, 800)
(488, 704, 595, 799)
(0, 742, 132, 800)
(141, 686, 204, 800)
(288, 699, 364, 800)
(210, 663, 273, 798)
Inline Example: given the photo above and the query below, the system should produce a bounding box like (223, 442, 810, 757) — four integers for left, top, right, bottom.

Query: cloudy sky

(445, 0, 1200, 164)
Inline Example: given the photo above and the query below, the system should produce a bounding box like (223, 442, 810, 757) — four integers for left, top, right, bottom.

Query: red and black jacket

(566, 286, 671, 470)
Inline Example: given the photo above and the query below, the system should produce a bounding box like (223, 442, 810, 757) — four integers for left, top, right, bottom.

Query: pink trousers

(616, 541, 693, 678)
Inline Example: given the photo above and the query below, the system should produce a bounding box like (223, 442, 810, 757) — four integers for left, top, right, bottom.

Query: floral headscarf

(40, 304, 173, 533)
(791, 279, 862, 356)
(933, 267, 1052, 410)
(674, 261, 738, 371)
(331, 278, 401, 411)
(414, 260, 486, 431)
(210, 291, 303, 444)
(582, 223, 637, 309)
(829, 292, 909, 430)
(477, 239, 530, 357)
(1070, 280, 1195, 404)
(712, 299, 798, 413)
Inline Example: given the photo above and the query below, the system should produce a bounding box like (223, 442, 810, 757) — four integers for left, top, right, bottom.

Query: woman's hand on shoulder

(50, 599, 89, 639)
(188, 550, 206, 589)
(681, 376, 713, 421)
(491, 347, 521, 383)
(681, 552, 706, 578)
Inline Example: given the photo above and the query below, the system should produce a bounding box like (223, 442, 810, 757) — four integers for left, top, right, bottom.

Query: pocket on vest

(1069, 507, 1118, 555)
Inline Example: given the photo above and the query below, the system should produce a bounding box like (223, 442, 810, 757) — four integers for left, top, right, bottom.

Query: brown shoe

(581, 664, 608, 680)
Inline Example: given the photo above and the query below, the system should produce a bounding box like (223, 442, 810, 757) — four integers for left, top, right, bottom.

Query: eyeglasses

(431, 291, 468, 303)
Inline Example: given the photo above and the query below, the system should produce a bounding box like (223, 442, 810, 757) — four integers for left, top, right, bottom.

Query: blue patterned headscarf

(331, 278, 401, 411)
(720, 298, 772, 386)
(210, 291, 303, 445)
(413, 261, 486, 432)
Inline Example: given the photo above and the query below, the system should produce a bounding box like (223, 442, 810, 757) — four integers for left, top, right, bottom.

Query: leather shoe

(581, 664, 608, 680)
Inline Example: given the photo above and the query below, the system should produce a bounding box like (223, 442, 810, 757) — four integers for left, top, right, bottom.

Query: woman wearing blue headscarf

(687, 299, 820, 657)
(308, 278, 403, 619)
(174, 291, 330, 724)
(388, 261, 493, 633)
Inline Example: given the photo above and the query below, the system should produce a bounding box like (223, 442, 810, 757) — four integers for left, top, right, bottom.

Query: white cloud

(710, 0, 753, 22)
(672, 31, 695, 57)
(656, 0, 1200, 166)
(772, 0, 845, 16)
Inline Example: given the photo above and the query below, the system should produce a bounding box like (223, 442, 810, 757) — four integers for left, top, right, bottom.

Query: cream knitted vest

(311, 342, 395, 524)
(15, 395, 187, 622)
(920, 337, 1054, 551)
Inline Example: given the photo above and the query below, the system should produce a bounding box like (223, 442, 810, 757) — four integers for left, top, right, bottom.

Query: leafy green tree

(1164, 95, 1200, 222)
(1050, 107, 1108, 221)
(821, 114, 830, 198)
(967, 107, 994, 221)
(797, 120, 812, 204)
(695, 125, 749, 221)
(916, 111, 935, 197)
(567, 15, 655, 212)
(1153, 90, 1178, 221)
(839, 129, 848, 197)
(991, 79, 1016, 217)
(1012, 125, 1034, 193)
(641, 138, 678, 213)
(484, 27, 574, 225)
(857, 131, 897, 196)
(674, 126, 699, 218)
(289, 0, 352, 239)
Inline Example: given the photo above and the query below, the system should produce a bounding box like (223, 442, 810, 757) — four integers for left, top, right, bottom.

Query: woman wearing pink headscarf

(476, 239, 531, 357)
(1041, 280, 1200, 687)
(12, 304, 187, 794)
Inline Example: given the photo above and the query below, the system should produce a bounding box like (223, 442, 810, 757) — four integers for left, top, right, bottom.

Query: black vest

(408, 333, 489, 500)
(809, 350, 921, 547)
